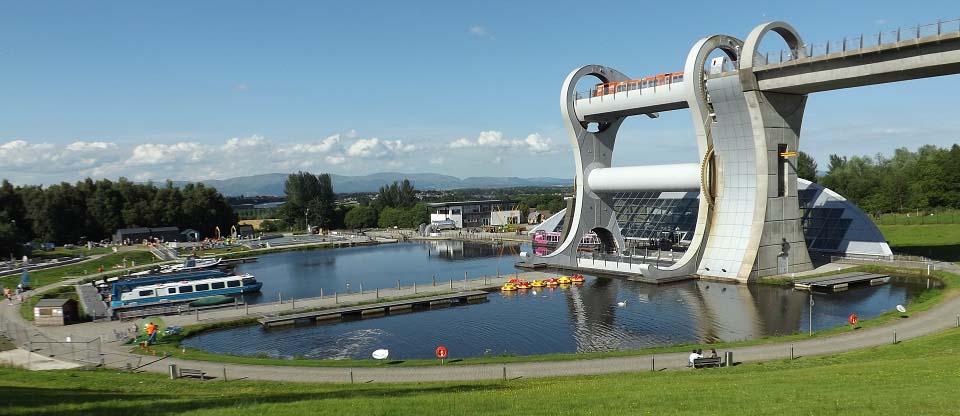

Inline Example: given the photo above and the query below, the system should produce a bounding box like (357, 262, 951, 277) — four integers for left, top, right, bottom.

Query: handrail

(755, 17, 960, 66)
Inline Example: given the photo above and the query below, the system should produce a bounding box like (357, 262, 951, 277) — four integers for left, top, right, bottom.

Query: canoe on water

(189, 295, 234, 307)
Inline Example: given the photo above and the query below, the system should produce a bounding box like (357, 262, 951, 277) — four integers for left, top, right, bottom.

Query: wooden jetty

(794, 272, 891, 292)
(257, 290, 489, 327)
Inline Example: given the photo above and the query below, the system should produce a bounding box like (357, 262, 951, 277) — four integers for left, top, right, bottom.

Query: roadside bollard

(335, 291, 338, 304)
(450, 279, 453, 290)
(893, 330, 898, 344)
(350, 370, 354, 384)
(222, 366, 227, 382)
(292, 298, 295, 309)
(502, 364, 506, 380)
(433, 275, 436, 286)
(651, 356, 655, 372)
(414, 282, 417, 294)
(376, 288, 379, 299)
(397, 280, 400, 290)
(320, 288, 324, 300)
(790, 345, 794, 360)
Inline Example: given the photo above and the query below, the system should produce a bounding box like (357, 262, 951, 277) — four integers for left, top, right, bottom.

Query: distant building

(34, 298, 79, 326)
(428, 200, 521, 229)
(232, 224, 255, 238)
(114, 226, 182, 244)
(181, 229, 201, 242)
(528, 209, 552, 224)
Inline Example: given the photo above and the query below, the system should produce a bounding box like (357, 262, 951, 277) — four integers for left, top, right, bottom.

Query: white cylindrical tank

(587, 164, 701, 193)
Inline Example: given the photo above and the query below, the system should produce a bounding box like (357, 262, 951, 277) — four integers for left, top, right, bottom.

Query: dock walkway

(794, 272, 890, 292)
(258, 290, 489, 326)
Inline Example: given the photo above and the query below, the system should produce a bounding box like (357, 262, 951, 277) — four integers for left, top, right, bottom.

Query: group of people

(688, 348, 719, 367)
(3, 284, 26, 305)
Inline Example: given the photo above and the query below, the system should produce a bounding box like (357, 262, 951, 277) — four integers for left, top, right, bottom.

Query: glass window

(212, 282, 226, 290)
(227, 280, 241, 288)
(196, 284, 210, 291)
(138, 290, 154, 297)
(168, 288, 176, 295)
(179, 286, 193, 293)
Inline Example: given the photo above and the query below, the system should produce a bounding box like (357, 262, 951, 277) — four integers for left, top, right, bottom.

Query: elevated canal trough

(257, 290, 490, 327)
(794, 272, 891, 292)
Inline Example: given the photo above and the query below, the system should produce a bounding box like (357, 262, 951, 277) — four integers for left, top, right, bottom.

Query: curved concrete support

(740, 21, 806, 91)
(641, 34, 744, 280)
(587, 164, 701, 193)
(536, 65, 631, 262)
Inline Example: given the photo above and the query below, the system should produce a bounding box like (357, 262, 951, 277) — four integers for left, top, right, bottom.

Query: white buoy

(372, 349, 389, 360)
(896, 305, 907, 313)
(617, 300, 627, 307)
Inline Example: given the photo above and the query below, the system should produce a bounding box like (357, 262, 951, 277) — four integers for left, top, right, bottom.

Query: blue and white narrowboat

(110, 273, 262, 307)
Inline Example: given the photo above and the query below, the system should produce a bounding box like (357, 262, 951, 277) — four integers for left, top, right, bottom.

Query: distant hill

(168, 172, 571, 196)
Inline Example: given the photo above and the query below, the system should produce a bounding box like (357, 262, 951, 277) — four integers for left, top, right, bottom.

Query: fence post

(335, 291, 338, 304)
(292, 298, 295, 309)
(414, 281, 417, 294)
(222, 366, 228, 382)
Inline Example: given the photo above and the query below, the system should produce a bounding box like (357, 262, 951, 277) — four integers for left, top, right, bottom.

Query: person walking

(146, 322, 158, 345)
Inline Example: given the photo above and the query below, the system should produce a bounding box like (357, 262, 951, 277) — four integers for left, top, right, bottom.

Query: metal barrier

(0, 315, 104, 366)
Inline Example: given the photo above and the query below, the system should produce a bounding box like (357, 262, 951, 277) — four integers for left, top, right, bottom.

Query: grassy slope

(878, 223, 960, 261)
(0, 250, 158, 289)
(3, 327, 960, 415)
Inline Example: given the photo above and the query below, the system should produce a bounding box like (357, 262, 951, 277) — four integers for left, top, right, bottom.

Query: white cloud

(347, 138, 416, 158)
(0, 128, 561, 185)
(469, 25, 494, 39)
(448, 130, 555, 154)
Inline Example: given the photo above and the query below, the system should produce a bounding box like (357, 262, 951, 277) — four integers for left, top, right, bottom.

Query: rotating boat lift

(522, 22, 815, 282)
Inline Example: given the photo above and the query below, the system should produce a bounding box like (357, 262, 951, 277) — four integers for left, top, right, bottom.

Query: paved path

(2, 263, 959, 383)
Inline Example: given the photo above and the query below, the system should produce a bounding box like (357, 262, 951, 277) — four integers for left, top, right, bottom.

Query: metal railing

(755, 17, 960, 66)
(574, 76, 684, 102)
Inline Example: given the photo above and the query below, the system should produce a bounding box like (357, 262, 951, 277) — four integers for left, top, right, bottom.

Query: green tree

(796, 151, 818, 183)
(344, 205, 378, 229)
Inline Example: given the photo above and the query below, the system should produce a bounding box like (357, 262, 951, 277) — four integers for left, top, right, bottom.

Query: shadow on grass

(3, 381, 510, 415)
(892, 244, 960, 262)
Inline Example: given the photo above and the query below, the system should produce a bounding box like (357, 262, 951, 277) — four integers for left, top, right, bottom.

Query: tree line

(0, 178, 237, 256)
(812, 144, 960, 215)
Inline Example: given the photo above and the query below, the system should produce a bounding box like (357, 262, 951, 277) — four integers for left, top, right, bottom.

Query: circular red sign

(848, 314, 859, 325)
(435, 346, 448, 359)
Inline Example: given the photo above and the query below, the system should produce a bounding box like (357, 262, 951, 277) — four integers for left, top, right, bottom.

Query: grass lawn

(27, 246, 114, 259)
(878, 224, 960, 261)
(0, 250, 158, 290)
(18, 285, 89, 322)
(2, 326, 960, 415)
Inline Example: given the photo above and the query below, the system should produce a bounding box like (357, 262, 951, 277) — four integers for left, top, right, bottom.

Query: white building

(428, 200, 521, 229)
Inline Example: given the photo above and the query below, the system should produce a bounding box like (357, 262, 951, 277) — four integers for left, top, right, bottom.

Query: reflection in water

(186, 268, 931, 360)
(235, 241, 524, 304)
(427, 240, 523, 261)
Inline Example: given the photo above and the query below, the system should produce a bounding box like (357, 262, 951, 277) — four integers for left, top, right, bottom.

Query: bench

(178, 368, 207, 380)
(693, 357, 722, 368)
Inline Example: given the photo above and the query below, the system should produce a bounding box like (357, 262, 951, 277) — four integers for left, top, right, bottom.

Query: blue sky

(1, 0, 958, 184)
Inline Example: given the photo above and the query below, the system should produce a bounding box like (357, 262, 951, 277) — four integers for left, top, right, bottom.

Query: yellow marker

(780, 151, 797, 157)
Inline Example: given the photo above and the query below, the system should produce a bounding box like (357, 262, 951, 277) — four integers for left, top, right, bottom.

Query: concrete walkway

(0, 348, 83, 370)
(3, 263, 959, 383)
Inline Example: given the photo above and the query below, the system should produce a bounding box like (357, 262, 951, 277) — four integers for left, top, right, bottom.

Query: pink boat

(532, 230, 600, 251)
